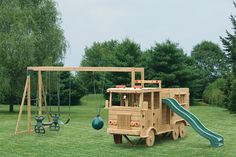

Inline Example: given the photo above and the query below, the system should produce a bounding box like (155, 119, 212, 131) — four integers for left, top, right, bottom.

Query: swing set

(33, 71, 71, 134)
(15, 66, 144, 135)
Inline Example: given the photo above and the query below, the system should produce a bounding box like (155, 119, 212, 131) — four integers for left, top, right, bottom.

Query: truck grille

(117, 114, 131, 129)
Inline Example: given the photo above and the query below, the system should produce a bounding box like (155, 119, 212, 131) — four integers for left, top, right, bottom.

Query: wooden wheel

(172, 124, 179, 140)
(113, 134, 122, 144)
(179, 122, 186, 138)
(146, 129, 155, 147)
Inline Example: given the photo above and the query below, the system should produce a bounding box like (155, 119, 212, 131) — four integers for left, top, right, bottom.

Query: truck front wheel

(146, 129, 155, 147)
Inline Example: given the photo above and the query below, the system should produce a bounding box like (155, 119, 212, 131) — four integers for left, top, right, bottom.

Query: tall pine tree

(220, 2, 236, 112)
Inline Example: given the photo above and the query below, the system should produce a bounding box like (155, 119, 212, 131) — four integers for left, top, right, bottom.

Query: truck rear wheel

(113, 134, 122, 144)
(146, 129, 155, 147)
(172, 124, 179, 140)
(179, 122, 186, 138)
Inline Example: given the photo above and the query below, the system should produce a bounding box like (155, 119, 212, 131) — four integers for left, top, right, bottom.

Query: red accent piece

(116, 85, 126, 88)
(134, 85, 143, 89)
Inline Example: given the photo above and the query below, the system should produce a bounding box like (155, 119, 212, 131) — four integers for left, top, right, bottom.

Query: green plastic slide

(162, 98, 224, 148)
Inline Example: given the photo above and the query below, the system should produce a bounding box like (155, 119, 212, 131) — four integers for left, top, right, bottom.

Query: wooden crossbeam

(28, 66, 145, 88)
(27, 66, 144, 72)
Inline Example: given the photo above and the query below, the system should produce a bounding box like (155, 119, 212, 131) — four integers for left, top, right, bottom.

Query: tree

(191, 41, 229, 83)
(221, 10, 236, 76)
(191, 41, 229, 99)
(78, 39, 142, 94)
(142, 40, 195, 87)
(142, 40, 199, 101)
(220, 2, 236, 112)
(0, 0, 67, 112)
(49, 72, 85, 106)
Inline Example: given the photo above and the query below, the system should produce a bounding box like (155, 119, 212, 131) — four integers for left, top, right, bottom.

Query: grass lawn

(0, 94, 235, 157)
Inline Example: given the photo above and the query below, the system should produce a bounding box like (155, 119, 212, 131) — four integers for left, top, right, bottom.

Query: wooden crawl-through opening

(15, 66, 145, 135)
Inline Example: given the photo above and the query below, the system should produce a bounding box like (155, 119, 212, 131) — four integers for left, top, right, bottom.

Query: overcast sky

(55, 0, 235, 66)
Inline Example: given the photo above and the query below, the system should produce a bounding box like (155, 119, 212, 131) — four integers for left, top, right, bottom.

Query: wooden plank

(131, 68, 135, 87)
(107, 87, 163, 93)
(135, 80, 161, 84)
(27, 66, 144, 72)
(109, 93, 112, 108)
(107, 128, 140, 135)
(15, 77, 29, 134)
(141, 69, 144, 87)
(109, 110, 141, 116)
(108, 125, 141, 130)
(109, 114, 141, 121)
(109, 107, 141, 112)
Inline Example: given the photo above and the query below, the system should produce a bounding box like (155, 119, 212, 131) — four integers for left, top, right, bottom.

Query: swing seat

(34, 125, 45, 134)
(92, 115, 104, 130)
(49, 122, 60, 131)
(34, 116, 46, 134)
(49, 114, 60, 131)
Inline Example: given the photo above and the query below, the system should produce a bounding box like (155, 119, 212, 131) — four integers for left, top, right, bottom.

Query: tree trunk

(9, 102, 14, 112)
(8, 79, 15, 112)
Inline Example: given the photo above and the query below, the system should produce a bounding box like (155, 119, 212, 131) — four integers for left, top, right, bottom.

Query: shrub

(203, 78, 227, 107)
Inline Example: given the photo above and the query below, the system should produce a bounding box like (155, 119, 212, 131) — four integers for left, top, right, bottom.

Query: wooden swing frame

(15, 66, 145, 135)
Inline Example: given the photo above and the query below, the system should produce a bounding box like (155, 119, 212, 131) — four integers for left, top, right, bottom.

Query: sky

(54, 0, 235, 66)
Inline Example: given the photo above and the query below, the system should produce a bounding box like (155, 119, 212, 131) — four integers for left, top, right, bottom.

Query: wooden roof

(107, 87, 162, 93)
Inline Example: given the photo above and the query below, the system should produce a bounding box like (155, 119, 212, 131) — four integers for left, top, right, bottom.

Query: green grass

(0, 94, 235, 157)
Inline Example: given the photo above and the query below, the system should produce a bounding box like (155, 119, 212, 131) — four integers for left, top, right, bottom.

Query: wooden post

(38, 71, 42, 115)
(15, 76, 29, 134)
(141, 69, 144, 87)
(131, 68, 135, 87)
(151, 92, 154, 110)
(109, 92, 112, 107)
(27, 75, 31, 133)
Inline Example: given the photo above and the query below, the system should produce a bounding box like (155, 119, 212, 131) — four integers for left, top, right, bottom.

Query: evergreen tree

(220, 2, 236, 112)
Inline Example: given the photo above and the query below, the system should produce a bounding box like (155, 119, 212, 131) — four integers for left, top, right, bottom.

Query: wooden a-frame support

(15, 72, 51, 135)
(15, 76, 31, 135)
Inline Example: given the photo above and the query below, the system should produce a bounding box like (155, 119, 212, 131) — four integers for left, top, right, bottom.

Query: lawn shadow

(113, 133, 174, 149)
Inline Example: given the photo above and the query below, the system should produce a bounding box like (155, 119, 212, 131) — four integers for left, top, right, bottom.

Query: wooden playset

(106, 81, 189, 146)
(15, 66, 224, 148)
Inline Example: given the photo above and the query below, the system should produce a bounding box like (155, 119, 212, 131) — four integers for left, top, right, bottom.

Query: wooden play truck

(105, 81, 189, 146)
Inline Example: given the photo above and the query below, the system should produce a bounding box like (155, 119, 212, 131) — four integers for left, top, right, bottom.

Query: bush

(203, 78, 227, 107)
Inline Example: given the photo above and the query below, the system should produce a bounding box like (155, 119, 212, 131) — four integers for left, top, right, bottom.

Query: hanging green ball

(92, 115, 104, 130)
